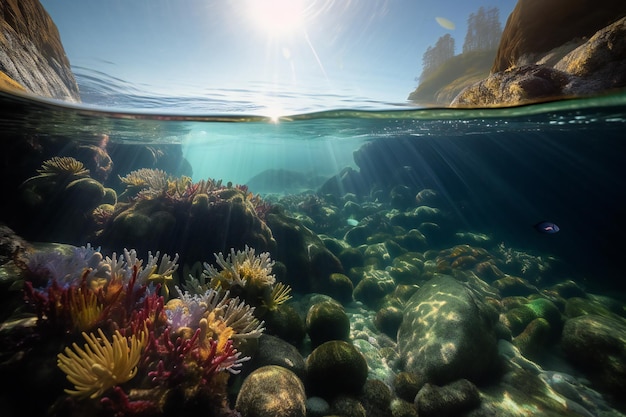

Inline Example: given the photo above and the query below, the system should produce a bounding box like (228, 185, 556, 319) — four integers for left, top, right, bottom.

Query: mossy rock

(374, 305, 404, 339)
(305, 340, 368, 399)
(236, 365, 306, 417)
(327, 273, 354, 304)
(306, 300, 350, 348)
(264, 303, 306, 347)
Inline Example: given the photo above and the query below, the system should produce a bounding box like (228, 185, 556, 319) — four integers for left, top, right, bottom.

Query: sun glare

(246, 0, 307, 36)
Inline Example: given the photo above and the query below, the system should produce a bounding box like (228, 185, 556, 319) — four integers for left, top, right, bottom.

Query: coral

(262, 282, 292, 311)
(19, 245, 262, 415)
(22, 156, 89, 187)
(57, 328, 147, 399)
(201, 245, 276, 292)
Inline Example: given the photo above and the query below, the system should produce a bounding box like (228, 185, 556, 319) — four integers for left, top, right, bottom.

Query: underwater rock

(235, 365, 307, 417)
(305, 396, 330, 417)
(0, 0, 80, 101)
(353, 269, 396, 309)
(394, 371, 427, 403)
(245, 334, 306, 380)
(344, 224, 372, 247)
(390, 185, 415, 210)
(414, 379, 481, 417)
(305, 340, 368, 400)
(492, 275, 539, 297)
(398, 274, 500, 385)
(263, 303, 306, 347)
(564, 295, 626, 322)
(512, 317, 551, 360)
(337, 247, 365, 272)
(306, 300, 351, 348)
(327, 272, 354, 304)
(100, 185, 275, 266)
(502, 297, 562, 337)
(374, 305, 404, 340)
(266, 211, 343, 294)
(330, 395, 366, 417)
(561, 314, 626, 398)
(0, 224, 29, 265)
(389, 398, 419, 417)
(246, 168, 327, 194)
(359, 379, 393, 417)
(318, 166, 369, 197)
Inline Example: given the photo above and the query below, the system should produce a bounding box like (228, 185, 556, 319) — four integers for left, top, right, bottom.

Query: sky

(40, 0, 516, 113)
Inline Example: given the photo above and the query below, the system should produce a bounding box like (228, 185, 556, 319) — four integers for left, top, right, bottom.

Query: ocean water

(1, 88, 626, 416)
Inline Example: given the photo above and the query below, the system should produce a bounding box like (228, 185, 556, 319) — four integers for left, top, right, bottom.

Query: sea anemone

(262, 282, 293, 311)
(22, 156, 90, 187)
(57, 328, 147, 399)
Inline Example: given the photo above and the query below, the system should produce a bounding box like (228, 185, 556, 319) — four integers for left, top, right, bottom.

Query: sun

(246, 0, 307, 36)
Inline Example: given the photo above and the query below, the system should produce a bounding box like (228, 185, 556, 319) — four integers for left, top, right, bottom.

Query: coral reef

(11, 244, 265, 416)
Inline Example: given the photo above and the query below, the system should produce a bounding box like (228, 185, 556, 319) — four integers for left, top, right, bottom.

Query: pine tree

(420, 34, 455, 81)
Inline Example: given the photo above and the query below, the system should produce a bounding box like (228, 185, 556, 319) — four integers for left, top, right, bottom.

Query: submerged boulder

(561, 314, 626, 398)
(398, 274, 500, 385)
(0, 0, 80, 101)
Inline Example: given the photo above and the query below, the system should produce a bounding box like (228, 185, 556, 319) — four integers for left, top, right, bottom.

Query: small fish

(534, 221, 560, 234)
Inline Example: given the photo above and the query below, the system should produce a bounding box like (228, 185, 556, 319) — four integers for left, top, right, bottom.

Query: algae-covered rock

(235, 365, 306, 417)
(398, 274, 500, 385)
(414, 379, 481, 417)
(266, 211, 343, 294)
(245, 334, 306, 380)
(305, 340, 368, 399)
(327, 273, 354, 304)
(561, 314, 626, 398)
(263, 303, 306, 347)
(306, 300, 350, 348)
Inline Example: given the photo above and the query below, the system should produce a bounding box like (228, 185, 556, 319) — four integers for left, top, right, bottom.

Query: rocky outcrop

(454, 2, 626, 106)
(492, 0, 626, 73)
(0, 0, 80, 101)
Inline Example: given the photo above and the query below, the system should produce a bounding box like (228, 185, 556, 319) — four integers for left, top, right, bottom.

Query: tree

(420, 34, 455, 81)
(462, 6, 502, 53)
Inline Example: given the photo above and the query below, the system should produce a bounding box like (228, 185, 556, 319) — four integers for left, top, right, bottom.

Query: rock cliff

(0, 0, 80, 101)
(453, 0, 626, 106)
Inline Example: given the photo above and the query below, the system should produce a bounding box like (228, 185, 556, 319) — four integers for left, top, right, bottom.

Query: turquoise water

(1, 89, 626, 416)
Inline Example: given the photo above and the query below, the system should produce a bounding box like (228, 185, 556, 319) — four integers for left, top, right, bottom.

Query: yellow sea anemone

(69, 287, 103, 332)
(22, 156, 90, 186)
(262, 282, 292, 311)
(57, 328, 146, 399)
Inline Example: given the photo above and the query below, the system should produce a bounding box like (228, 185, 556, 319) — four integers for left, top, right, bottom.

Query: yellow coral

(57, 328, 146, 399)
(262, 282, 292, 311)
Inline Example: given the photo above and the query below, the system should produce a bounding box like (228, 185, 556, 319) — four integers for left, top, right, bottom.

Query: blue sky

(40, 0, 516, 112)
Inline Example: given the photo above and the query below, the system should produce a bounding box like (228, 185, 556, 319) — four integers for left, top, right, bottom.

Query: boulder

(398, 274, 500, 385)
(561, 314, 626, 398)
(0, 0, 80, 101)
(235, 365, 307, 417)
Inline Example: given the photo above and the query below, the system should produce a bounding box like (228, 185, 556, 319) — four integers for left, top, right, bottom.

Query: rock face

(398, 275, 500, 385)
(0, 0, 80, 101)
(492, 0, 626, 73)
(454, 2, 626, 106)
